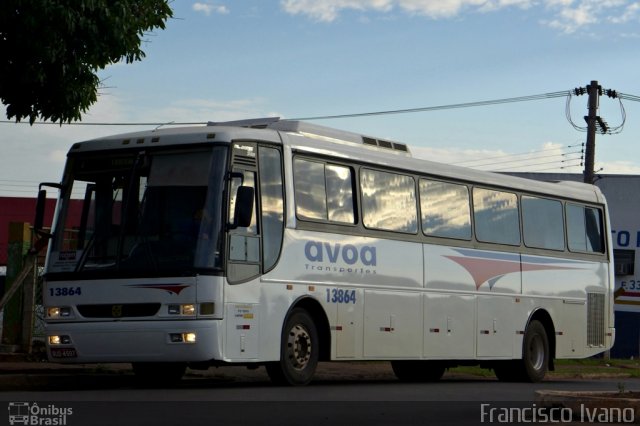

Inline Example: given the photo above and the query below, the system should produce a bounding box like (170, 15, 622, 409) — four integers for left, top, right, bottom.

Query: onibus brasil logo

(8, 402, 73, 425)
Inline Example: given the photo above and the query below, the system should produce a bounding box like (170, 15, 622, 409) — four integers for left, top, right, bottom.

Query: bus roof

(68, 118, 603, 204)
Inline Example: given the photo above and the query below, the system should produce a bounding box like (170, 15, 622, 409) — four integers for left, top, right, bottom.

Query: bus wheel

(391, 361, 445, 382)
(498, 320, 549, 382)
(266, 308, 319, 386)
(132, 362, 186, 385)
(520, 320, 549, 382)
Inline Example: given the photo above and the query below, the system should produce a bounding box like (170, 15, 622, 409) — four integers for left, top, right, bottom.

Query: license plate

(50, 348, 77, 358)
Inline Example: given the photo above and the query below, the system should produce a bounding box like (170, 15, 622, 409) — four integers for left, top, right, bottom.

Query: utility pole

(583, 81, 600, 184)
(575, 80, 618, 183)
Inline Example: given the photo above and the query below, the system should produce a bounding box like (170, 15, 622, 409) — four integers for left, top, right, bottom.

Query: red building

(0, 197, 82, 265)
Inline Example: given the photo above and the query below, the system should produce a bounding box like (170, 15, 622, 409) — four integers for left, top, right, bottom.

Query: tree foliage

(0, 0, 173, 124)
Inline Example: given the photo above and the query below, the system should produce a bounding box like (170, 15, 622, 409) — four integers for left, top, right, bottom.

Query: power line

(0, 120, 205, 126)
(453, 143, 583, 166)
(619, 92, 640, 102)
(470, 150, 583, 170)
(487, 157, 583, 172)
(291, 91, 569, 121)
(533, 162, 584, 173)
(0, 91, 570, 126)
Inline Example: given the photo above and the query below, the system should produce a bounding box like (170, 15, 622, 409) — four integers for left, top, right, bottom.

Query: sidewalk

(1, 353, 639, 388)
(0, 354, 404, 390)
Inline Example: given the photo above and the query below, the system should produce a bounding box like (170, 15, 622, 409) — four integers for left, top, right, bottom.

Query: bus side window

(294, 159, 326, 221)
(473, 188, 520, 246)
(522, 196, 565, 251)
(420, 179, 471, 240)
(584, 207, 604, 253)
(259, 147, 284, 271)
(228, 170, 260, 269)
(229, 171, 258, 234)
(293, 158, 355, 225)
(360, 168, 417, 233)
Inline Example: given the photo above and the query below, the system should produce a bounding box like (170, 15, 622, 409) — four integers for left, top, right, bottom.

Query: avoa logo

(304, 241, 377, 266)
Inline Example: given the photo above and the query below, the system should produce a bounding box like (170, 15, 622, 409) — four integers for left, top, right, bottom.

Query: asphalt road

(0, 365, 638, 426)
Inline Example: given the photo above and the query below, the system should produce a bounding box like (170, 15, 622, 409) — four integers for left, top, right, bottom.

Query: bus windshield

(47, 146, 228, 278)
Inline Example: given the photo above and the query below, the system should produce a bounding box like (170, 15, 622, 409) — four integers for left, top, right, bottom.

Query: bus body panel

(267, 230, 423, 289)
(520, 254, 608, 298)
(423, 292, 476, 359)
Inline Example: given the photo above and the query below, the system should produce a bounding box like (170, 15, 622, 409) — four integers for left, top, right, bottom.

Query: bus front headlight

(47, 307, 72, 319)
(167, 304, 196, 316)
(48, 335, 71, 345)
(168, 332, 197, 344)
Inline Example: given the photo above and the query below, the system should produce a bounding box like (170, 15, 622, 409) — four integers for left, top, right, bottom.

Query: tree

(0, 0, 173, 124)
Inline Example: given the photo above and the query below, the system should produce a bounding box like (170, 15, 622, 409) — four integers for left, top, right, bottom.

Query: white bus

(37, 118, 614, 385)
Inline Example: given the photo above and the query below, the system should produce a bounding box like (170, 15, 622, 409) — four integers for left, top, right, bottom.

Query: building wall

(0, 197, 82, 266)
(0, 197, 55, 265)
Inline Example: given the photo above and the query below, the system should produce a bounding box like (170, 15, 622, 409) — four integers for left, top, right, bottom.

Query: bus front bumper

(45, 319, 224, 363)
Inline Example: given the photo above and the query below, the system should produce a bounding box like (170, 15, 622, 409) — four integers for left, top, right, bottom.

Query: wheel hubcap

(528, 334, 544, 371)
(287, 324, 312, 370)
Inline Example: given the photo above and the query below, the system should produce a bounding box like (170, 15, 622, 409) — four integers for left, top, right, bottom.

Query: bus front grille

(586, 293, 605, 347)
(77, 303, 161, 318)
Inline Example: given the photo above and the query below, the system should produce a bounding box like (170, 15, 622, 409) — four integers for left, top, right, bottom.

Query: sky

(3, 0, 640, 197)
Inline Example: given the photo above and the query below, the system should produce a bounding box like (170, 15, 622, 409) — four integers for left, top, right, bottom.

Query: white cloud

(410, 141, 640, 176)
(193, 2, 229, 16)
(545, 1, 599, 33)
(411, 141, 584, 173)
(531, 0, 633, 33)
(0, 94, 277, 196)
(596, 160, 640, 174)
(0, 95, 140, 197)
(280, 0, 640, 33)
(281, 0, 391, 22)
(608, 1, 640, 23)
(48, 149, 68, 164)
(280, 0, 535, 21)
(149, 97, 281, 124)
(479, 0, 535, 13)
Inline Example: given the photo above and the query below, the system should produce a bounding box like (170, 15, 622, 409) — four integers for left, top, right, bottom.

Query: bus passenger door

(225, 143, 261, 360)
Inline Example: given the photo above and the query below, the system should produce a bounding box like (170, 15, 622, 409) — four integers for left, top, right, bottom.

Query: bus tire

(520, 320, 549, 382)
(391, 361, 445, 382)
(498, 320, 549, 382)
(266, 308, 319, 386)
(132, 362, 186, 385)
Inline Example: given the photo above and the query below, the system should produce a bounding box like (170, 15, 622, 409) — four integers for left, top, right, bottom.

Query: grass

(446, 358, 640, 379)
(553, 358, 640, 378)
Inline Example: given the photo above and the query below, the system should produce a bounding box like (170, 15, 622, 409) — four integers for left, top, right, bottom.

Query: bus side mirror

(34, 189, 49, 238)
(34, 182, 63, 239)
(231, 186, 254, 229)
